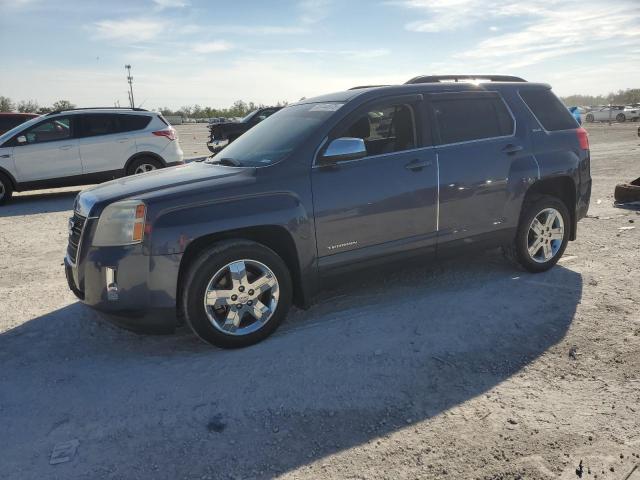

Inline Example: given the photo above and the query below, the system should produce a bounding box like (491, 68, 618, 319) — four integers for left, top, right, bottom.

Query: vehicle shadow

(0, 189, 79, 217)
(0, 252, 582, 479)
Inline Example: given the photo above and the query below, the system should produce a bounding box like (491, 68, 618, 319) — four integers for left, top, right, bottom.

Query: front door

(12, 116, 82, 183)
(312, 95, 438, 268)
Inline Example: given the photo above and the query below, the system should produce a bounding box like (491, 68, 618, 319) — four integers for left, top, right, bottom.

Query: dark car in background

(65, 74, 591, 349)
(0, 112, 39, 135)
(207, 107, 282, 153)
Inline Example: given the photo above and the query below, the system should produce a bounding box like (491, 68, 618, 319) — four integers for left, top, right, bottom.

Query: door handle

(502, 144, 523, 155)
(117, 138, 129, 143)
(59, 145, 74, 150)
(405, 158, 433, 171)
(0, 154, 10, 158)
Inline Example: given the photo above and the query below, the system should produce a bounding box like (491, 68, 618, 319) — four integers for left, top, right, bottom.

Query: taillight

(576, 127, 589, 150)
(152, 127, 177, 141)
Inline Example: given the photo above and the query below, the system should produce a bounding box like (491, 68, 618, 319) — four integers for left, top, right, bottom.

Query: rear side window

(520, 89, 577, 131)
(431, 94, 514, 145)
(0, 116, 28, 131)
(80, 114, 152, 137)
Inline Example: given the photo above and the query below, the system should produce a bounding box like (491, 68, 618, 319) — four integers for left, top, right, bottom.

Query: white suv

(0, 108, 184, 205)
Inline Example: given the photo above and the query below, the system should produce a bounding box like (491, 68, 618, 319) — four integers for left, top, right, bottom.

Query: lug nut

(236, 304, 243, 309)
(231, 294, 238, 301)
(248, 301, 253, 306)
(248, 289, 254, 295)
(238, 286, 245, 292)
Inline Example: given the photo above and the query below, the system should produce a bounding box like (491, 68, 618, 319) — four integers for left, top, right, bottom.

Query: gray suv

(64, 75, 591, 348)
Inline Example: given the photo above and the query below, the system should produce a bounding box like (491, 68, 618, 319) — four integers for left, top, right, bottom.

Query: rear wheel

(127, 157, 163, 176)
(0, 173, 13, 206)
(503, 195, 570, 273)
(616, 113, 626, 123)
(182, 240, 293, 348)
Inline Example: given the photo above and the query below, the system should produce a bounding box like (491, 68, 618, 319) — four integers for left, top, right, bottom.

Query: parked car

(584, 105, 639, 123)
(0, 112, 39, 135)
(65, 74, 591, 348)
(207, 107, 282, 153)
(0, 108, 183, 205)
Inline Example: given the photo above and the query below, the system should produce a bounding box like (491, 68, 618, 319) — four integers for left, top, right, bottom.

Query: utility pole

(125, 64, 135, 108)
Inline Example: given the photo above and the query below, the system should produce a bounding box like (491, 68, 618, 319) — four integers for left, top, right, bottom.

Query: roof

(46, 107, 149, 116)
(0, 112, 39, 117)
(300, 78, 551, 106)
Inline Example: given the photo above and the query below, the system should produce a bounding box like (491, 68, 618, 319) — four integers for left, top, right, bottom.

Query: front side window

(338, 103, 417, 157)
(432, 94, 513, 145)
(23, 117, 71, 144)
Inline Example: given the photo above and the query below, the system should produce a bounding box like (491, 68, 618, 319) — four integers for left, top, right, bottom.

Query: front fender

(148, 192, 312, 257)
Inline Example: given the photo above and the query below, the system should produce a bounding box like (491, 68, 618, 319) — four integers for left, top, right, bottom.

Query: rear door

(11, 116, 82, 182)
(429, 91, 526, 247)
(77, 113, 141, 174)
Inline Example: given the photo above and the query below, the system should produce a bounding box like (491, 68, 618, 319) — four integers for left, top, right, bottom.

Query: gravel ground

(0, 122, 639, 480)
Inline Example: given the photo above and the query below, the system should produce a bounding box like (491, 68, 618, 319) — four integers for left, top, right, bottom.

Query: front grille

(67, 212, 86, 264)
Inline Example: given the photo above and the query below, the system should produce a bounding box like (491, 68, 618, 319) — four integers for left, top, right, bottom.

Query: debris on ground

(614, 177, 640, 204)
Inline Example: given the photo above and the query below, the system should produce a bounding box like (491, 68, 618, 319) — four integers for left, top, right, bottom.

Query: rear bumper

(64, 246, 182, 334)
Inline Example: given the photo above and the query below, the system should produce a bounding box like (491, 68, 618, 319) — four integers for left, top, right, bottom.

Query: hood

(75, 162, 249, 217)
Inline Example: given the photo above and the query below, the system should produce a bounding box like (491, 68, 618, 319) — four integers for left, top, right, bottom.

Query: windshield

(0, 115, 43, 144)
(207, 102, 343, 167)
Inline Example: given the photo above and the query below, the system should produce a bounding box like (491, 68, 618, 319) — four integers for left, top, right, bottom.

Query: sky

(1, 0, 639, 110)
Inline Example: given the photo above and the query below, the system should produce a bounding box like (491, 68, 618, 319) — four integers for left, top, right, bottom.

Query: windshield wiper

(207, 157, 242, 167)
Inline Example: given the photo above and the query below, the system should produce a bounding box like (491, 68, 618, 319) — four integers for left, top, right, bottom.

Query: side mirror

(16, 135, 27, 145)
(320, 137, 366, 163)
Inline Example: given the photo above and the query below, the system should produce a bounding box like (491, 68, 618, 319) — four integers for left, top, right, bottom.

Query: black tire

(503, 195, 570, 273)
(585, 114, 594, 123)
(614, 181, 640, 204)
(182, 240, 293, 348)
(0, 172, 13, 206)
(126, 157, 163, 176)
(616, 113, 626, 123)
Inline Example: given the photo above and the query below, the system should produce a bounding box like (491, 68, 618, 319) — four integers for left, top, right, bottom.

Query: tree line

(2, 89, 638, 116)
(0, 97, 76, 114)
(158, 99, 289, 119)
(560, 88, 640, 107)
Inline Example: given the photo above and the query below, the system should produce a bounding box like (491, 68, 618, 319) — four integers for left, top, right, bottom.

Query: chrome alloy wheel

(203, 259, 279, 336)
(527, 208, 565, 263)
(134, 163, 157, 174)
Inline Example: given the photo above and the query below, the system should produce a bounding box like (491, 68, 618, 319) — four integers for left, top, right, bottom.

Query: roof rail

(46, 107, 149, 116)
(405, 75, 526, 84)
(348, 85, 390, 90)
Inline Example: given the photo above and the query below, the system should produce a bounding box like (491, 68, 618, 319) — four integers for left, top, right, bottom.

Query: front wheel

(0, 173, 13, 206)
(585, 113, 594, 123)
(616, 113, 626, 123)
(503, 195, 570, 273)
(182, 240, 293, 348)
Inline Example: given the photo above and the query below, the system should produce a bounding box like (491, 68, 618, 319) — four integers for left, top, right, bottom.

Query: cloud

(93, 19, 165, 43)
(395, 0, 640, 68)
(298, 0, 332, 24)
(211, 25, 308, 35)
(254, 47, 390, 59)
(152, 0, 188, 8)
(192, 41, 233, 54)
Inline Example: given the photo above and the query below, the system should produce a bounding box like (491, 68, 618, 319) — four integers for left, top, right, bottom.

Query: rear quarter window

(118, 114, 152, 132)
(520, 89, 577, 131)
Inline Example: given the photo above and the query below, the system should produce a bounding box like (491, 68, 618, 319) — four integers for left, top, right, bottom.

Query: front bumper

(64, 243, 182, 334)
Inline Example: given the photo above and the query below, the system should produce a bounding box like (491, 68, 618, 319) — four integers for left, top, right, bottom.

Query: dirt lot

(0, 123, 639, 480)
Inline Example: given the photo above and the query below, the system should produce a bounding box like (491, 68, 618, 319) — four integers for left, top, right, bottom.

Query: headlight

(93, 200, 146, 247)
